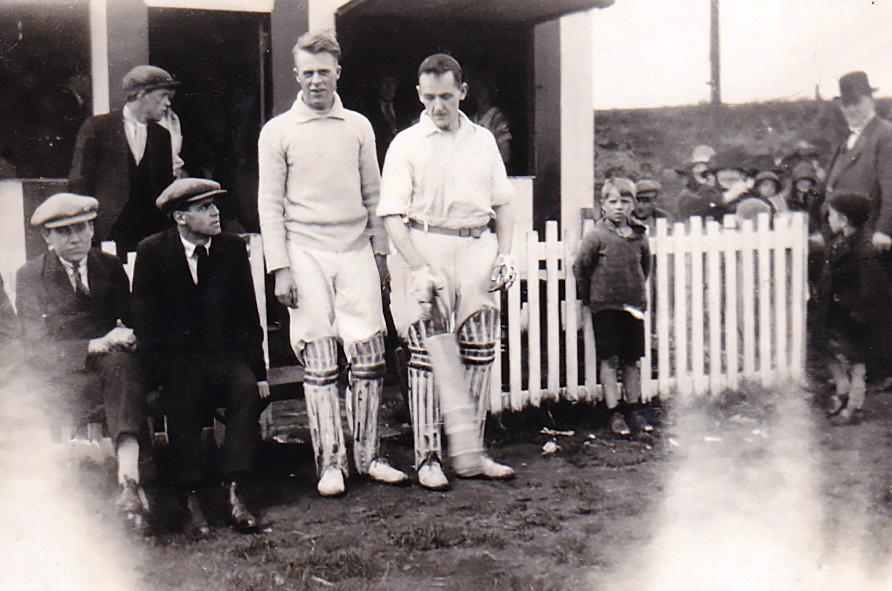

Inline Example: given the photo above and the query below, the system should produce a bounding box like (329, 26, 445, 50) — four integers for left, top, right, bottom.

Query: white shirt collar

(291, 92, 346, 123)
(418, 110, 473, 137)
(180, 234, 212, 258)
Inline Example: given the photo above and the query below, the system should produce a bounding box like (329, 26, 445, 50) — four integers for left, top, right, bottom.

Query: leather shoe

(477, 454, 515, 480)
(117, 478, 150, 535)
(226, 481, 258, 531)
(184, 493, 210, 539)
(317, 466, 346, 497)
(418, 459, 449, 491)
(367, 459, 409, 485)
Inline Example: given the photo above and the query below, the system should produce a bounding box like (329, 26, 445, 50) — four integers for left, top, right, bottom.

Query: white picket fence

(492, 212, 809, 412)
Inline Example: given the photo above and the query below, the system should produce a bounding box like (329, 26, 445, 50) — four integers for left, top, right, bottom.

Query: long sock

(116, 434, 140, 484)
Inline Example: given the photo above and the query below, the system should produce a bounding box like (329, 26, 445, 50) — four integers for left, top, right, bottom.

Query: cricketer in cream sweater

(257, 29, 407, 497)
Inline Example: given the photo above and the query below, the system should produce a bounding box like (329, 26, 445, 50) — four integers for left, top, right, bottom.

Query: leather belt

(407, 219, 489, 238)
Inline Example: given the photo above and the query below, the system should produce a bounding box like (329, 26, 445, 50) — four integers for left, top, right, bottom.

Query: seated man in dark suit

(132, 178, 267, 537)
(15, 193, 148, 532)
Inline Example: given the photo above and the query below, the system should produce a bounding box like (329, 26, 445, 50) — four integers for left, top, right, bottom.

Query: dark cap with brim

(156, 178, 227, 215)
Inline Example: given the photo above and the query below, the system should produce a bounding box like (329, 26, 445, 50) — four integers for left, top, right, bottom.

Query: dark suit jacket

(362, 99, 400, 169)
(68, 110, 173, 242)
(15, 249, 131, 378)
(824, 115, 892, 235)
(131, 229, 265, 384)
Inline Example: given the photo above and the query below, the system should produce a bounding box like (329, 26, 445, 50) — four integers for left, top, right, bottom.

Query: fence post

(545, 222, 561, 399)
(508, 233, 524, 411)
(706, 220, 723, 394)
(689, 217, 706, 394)
(723, 215, 740, 390)
(527, 230, 542, 407)
(789, 212, 807, 382)
(655, 219, 672, 397)
(672, 221, 689, 395)
(563, 227, 579, 401)
(773, 214, 790, 381)
(740, 218, 756, 378)
(757, 213, 773, 386)
(580, 220, 597, 400)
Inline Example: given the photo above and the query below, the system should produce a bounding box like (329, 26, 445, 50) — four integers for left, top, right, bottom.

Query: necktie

(194, 245, 208, 285)
(73, 264, 89, 297)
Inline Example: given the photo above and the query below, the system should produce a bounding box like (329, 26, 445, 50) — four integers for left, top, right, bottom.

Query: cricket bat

(426, 298, 484, 476)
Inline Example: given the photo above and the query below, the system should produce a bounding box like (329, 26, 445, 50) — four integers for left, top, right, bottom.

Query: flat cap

(156, 178, 227, 214)
(31, 193, 99, 228)
(122, 65, 179, 96)
(635, 179, 662, 195)
(601, 177, 636, 200)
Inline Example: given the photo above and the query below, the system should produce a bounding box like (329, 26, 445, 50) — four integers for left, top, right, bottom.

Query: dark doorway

(148, 8, 271, 232)
(0, 1, 91, 179)
(336, 15, 533, 176)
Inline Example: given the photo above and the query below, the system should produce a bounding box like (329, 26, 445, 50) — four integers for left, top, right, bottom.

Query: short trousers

(592, 309, 645, 364)
(285, 240, 385, 361)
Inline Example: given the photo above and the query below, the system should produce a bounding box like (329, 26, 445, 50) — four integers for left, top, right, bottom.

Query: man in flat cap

(15, 193, 148, 532)
(258, 29, 408, 497)
(132, 178, 267, 537)
(825, 71, 892, 257)
(69, 65, 179, 257)
(633, 179, 672, 233)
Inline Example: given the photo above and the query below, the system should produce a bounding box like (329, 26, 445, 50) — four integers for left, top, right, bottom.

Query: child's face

(717, 168, 746, 190)
(795, 178, 814, 193)
(827, 205, 848, 234)
(634, 194, 656, 219)
(756, 179, 777, 198)
(602, 188, 635, 224)
(691, 163, 715, 187)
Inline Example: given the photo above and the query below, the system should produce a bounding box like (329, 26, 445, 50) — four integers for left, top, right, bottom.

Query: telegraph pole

(710, 0, 721, 106)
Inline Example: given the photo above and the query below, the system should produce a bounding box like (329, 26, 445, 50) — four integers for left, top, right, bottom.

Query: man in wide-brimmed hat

(825, 71, 892, 253)
(69, 65, 180, 257)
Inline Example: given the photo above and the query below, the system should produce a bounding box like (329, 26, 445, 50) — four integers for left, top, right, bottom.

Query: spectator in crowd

(633, 178, 671, 233)
(132, 178, 267, 537)
(816, 192, 892, 425)
(711, 149, 773, 222)
(753, 170, 787, 214)
(824, 71, 892, 263)
(574, 178, 653, 437)
(258, 30, 409, 497)
(676, 144, 724, 220)
(787, 160, 824, 229)
(472, 76, 512, 166)
(16, 193, 148, 533)
(364, 68, 402, 168)
(69, 65, 177, 257)
(379, 53, 517, 490)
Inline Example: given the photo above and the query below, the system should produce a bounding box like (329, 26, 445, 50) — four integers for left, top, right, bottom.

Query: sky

(592, 0, 892, 109)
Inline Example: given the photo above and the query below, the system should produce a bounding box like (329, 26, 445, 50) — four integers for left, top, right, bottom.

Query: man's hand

(88, 336, 109, 356)
(489, 253, 517, 292)
(104, 326, 137, 352)
(375, 253, 390, 293)
(873, 231, 892, 252)
(274, 268, 299, 308)
(257, 381, 271, 399)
